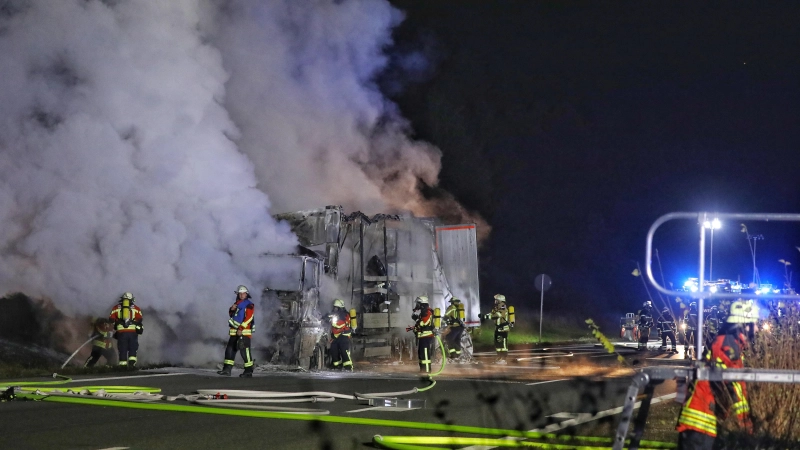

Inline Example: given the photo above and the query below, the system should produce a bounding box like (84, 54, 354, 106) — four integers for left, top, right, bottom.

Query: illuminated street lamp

(703, 218, 722, 281)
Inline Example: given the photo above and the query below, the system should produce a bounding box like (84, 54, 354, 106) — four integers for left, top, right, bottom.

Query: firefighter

(683, 302, 699, 359)
(482, 294, 511, 363)
(109, 292, 143, 368)
(217, 285, 255, 377)
(443, 297, 465, 361)
(676, 300, 756, 449)
(636, 300, 655, 351)
(328, 299, 354, 371)
(411, 296, 435, 373)
(84, 317, 116, 367)
(657, 307, 677, 353)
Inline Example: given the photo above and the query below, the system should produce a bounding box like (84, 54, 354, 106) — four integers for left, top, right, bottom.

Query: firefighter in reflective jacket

(676, 300, 756, 450)
(108, 292, 144, 368)
(657, 307, 678, 353)
(109, 292, 143, 368)
(84, 318, 116, 367)
(411, 296, 435, 373)
(218, 285, 255, 377)
(636, 301, 655, 351)
(328, 299, 353, 371)
(443, 297, 465, 360)
(482, 294, 511, 363)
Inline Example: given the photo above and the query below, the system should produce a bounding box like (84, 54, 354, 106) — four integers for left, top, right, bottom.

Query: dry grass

(716, 307, 800, 449)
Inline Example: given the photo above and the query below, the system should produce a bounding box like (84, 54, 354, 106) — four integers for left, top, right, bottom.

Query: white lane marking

(68, 373, 186, 383)
(460, 392, 677, 450)
(345, 406, 420, 413)
(524, 378, 569, 386)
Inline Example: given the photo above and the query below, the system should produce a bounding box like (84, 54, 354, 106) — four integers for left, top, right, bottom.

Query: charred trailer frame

(267, 206, 481, 369)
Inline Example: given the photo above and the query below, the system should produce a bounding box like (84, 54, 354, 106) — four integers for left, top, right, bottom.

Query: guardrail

(612, 212, 800, 450)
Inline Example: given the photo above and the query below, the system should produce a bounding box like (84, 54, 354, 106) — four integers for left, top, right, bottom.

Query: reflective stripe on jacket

(228, 298, 255, 336)
(444, 304, 463, 327)
(491, 308, 510, 332)
(109, 304, 143, 333)
(330, 309, 352, 337)
(414, 308, 434, 338)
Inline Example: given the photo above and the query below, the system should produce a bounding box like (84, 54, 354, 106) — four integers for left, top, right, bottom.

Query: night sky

(382, 1, 800, 326)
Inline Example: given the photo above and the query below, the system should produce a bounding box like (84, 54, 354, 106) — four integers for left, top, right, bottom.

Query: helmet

(494, 294, 505, 302)
(236, 285, 249, 294)
(416, 296, 429, 305)
(643, 301, 652, 307)
(662, 307, 669, 313)
(333, 299, 345, 308)
(727, 300, 758, 323)
(449, 297, 461, 304)
(121, 292, 134, 302)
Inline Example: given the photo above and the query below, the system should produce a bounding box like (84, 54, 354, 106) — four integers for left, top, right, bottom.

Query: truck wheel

(310, 343, 325, 371)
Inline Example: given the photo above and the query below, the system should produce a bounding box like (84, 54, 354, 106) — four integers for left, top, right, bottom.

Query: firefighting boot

(239, 366, 254, 378)
(217, 365, 232, 376)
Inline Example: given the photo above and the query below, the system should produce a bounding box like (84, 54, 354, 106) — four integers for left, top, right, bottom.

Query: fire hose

(60, 336, 95, 369)
(3, 335, 675, 449)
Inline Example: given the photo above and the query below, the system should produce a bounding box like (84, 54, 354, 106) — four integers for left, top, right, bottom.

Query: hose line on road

(372, 435, 676, 450)
(15, 392, 673, 449)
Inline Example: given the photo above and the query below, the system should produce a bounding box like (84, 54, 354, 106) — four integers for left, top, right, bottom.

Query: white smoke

(0, 0, 458, 365)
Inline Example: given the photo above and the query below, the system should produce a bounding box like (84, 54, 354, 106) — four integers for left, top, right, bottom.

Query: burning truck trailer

(260, 206, 481, 370)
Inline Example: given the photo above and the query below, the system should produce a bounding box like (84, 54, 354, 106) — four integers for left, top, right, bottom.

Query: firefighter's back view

(109, 292, 143, 368)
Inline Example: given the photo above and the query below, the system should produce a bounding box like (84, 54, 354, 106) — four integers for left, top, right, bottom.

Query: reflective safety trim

(333, 361, 341, 367)
(244, 361, 254, 368)
(229, 319, 239, 328)
(245, 349, 252, 364)
(128, 356, 137, 362)
(118, 361, 128, 366)
(422, 348, 431, 372)
(678, 415, 717, 436)
(224, 359, 235, 365)
(417, 331, 434, 338)
(344, 350, 353, 367)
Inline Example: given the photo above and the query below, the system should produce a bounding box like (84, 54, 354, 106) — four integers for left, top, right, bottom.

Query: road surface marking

(69, 372, 186, 383)
(345, 406, 420, 413)
(525, 379, 569, 386)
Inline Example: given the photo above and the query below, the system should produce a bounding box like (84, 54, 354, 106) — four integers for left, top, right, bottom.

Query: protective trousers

(638, 326, 651, 350)
(329, 334, 353, 371)
(494, 330, 508, 360)
(662, 330, 677, 350)
(223, 336, 253, 370)
(85, 346, 116, 367)
(116, 333, 139, 367)
(445, 326, 464, 358)
(417, 336, 435, 373)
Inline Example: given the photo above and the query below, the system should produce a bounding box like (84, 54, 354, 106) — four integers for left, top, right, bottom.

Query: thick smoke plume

(0, 0, 480, 365)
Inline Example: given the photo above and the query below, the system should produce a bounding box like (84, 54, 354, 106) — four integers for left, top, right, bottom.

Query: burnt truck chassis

(261, 206, 480, 370)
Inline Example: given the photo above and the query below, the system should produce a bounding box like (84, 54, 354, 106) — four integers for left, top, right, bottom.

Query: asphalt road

(0, 342, 682, 450)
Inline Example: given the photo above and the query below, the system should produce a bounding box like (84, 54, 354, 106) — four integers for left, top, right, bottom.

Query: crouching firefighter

(676, 300, 756, 450)
(84, 318, 116, 367)
(410, 296, 435, 373)
(218, 285, 255, 377)
(109, 292, 143, 368)
(328, 299, 354, 371)
(443, 297, 465, 361)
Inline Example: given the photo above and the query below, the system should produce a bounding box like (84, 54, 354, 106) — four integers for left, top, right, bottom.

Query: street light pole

(703, 218, 721, 282)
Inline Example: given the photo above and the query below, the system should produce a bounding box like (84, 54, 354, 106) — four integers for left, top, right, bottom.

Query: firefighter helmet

(494, 294, 505, 302)
(333, 299, 345, 308)
(416, 295, 429, 305)
(121, 292, 134, 302)
(236, 285, 249, 294)
(727, 300, 758, 323)
(643, 300, 652, 307)
(449, 297, 461, 304)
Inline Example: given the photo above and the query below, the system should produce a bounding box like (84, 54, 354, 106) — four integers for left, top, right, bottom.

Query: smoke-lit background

(0, 0, 481, 364)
